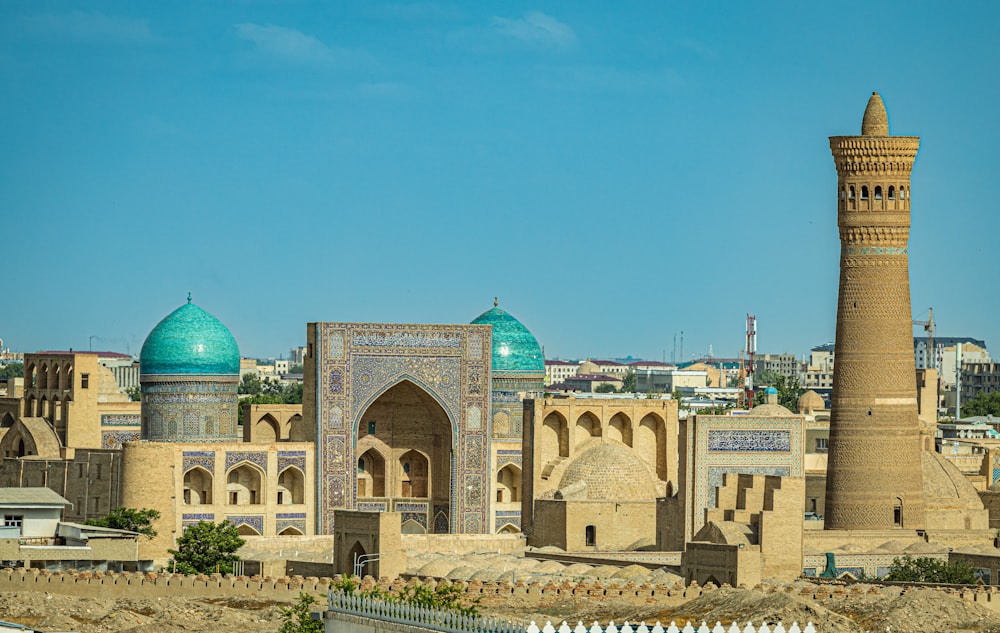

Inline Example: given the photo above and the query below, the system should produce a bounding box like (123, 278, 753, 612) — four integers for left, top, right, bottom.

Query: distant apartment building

(635, 369, 707, 393)
(961, 362, 1000, 401)
(754, 353, 800, 379)
(290, 346, 308, 366)
(97, 352, 139, 392)
(801, 343, 835, 391)
(544, 360, 578, 385)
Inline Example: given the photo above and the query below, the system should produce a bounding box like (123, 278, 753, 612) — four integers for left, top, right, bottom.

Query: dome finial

(494, 296, 498, 308)
(187, 292, 192, 304)
(861, 91, 889, 136)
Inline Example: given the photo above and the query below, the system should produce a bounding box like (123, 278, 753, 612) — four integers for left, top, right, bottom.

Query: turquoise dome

(765, 386, 779, 395)
(140, 298, 240, 375)
(471, 305, 544, 375)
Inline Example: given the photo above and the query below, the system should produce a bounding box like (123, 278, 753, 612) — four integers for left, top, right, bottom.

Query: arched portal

(348, 541, 368, 576)
(355, 380, 453, 521)
(636, 413, 668, 480)
(256, 415, 280, 443)
(541, 411, 569, 461)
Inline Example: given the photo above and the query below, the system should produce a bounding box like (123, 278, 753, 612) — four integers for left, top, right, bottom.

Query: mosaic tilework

(227, 515, 264, 535)
(395, 501, 429, 513)
(315, 323, 492, 535)
(183, 451, 215, 474)
(141, 376, 239, 442)
(433, 505, 449, 534)
(688, 414, 804, 540)
(101, 414, 140, 427)
(102, 430, 140, 449)
(276, 517, 306, 534)
(357, 501, 388, 512)
(467, 406, 481, 430)
(402, 512, 428, 530)
(467, 335, 483, 360)
(278, 451, 306, 474)
(802, 553, 942, 579)
(226, 451, 267, 473)
(496, 449, 522, 468)
(707, 429, 791, 452)
(182, 513, 215, 521)
(495, 510, 521, 532)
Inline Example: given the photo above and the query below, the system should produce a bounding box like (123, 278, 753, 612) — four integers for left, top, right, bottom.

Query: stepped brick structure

(824, 92, 926, 530)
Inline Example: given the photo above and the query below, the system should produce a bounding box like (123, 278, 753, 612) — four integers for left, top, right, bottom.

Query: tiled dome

(140, 297, 240, 375)
(470, 303, 544, 375)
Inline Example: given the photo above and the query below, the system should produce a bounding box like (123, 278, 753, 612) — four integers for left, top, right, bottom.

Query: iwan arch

(305, 311, 545, 535)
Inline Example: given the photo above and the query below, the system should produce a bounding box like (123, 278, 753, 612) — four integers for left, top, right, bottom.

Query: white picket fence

(525, 622, 817, 633)
(327, 591, 818, 633)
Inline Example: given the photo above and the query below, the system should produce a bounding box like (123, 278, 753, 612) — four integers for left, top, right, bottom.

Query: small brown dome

(797, 390, 825, 414)
(861, 91, 889, 136)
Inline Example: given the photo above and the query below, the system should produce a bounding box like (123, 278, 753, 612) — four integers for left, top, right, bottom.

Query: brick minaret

(824, 92, 926, 530)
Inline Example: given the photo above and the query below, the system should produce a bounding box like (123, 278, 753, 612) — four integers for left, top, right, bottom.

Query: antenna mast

(744, 314, 756, 407)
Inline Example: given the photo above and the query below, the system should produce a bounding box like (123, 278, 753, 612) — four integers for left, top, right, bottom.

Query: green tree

(671, 388, 685, 405)
(125, 385, 142, 402)
(961, 392, 1000, 418)
(279, 592, 324, 633)
(0, 363, 24, 379)
(883, 555, 977, 584)
(753, 374, 802, 410)
(621, 371, 636, 393)
(85, 507, 161, 538)
(594, 383, 617, 393)
(289, 364, 304, 375)
(168, 520, 245, 575)
(238, 373, 262, 395)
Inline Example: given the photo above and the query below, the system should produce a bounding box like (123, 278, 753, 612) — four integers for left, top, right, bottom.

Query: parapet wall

(5, 567, 1000, 615)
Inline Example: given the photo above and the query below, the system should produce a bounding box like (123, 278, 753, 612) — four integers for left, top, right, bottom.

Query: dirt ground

(4, 585, 1000, 633)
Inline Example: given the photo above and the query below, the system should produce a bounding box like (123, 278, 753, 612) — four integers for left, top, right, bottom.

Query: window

(585, 525, 596, 547)
(3, 515, 22, 528)
(861, 186, 869, 200)
(888, 186, 895, 200)
(893, 499, 903, 527)
(368, 421, 376, 435)
(81, 373, 90, 389)
(874, 185, 882, 200)
(816, 437, 828, 451)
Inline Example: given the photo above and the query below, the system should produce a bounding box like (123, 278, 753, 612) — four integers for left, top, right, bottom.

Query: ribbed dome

(470, 304, 544, 375)
(861, 91, 889, 136)
(140, 298, 240, 375)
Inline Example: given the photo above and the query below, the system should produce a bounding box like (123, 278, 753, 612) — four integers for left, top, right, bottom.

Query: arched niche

(496, 463, 522, 503)
(608, 412, 633, 446)
(541, 411, 569, 462)
(183, 467, 214, 505)
(277, 467, 304, 505)
(575, 411, 601, 449)
(255, 414, 280, 443)
(357, 449, 386, 498)
(226, 463, 264, 505)
(635, 412, 668, 480)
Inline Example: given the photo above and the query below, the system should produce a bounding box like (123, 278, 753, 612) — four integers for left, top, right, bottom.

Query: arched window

(893, 498, 903, 527)
(398, 450, 428, 498)
(585, 525, 597, 547)
(888, 185, 895, 200)
(861, 186, 869, 200)
(849, 186, 855, 199)
(899, 186, 906, 200)
(874, 185, 883, 200)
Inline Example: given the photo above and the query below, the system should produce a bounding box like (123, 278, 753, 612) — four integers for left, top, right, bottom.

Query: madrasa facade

(0, 297, 545, 562)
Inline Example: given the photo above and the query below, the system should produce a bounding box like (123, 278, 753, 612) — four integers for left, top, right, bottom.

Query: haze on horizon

(2, 2, 998, 362)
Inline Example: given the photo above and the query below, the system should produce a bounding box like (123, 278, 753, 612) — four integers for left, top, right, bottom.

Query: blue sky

(2, 2, 999, 362)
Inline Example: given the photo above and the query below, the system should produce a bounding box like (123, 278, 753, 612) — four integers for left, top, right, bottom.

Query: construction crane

(913, 307, 935, 370)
